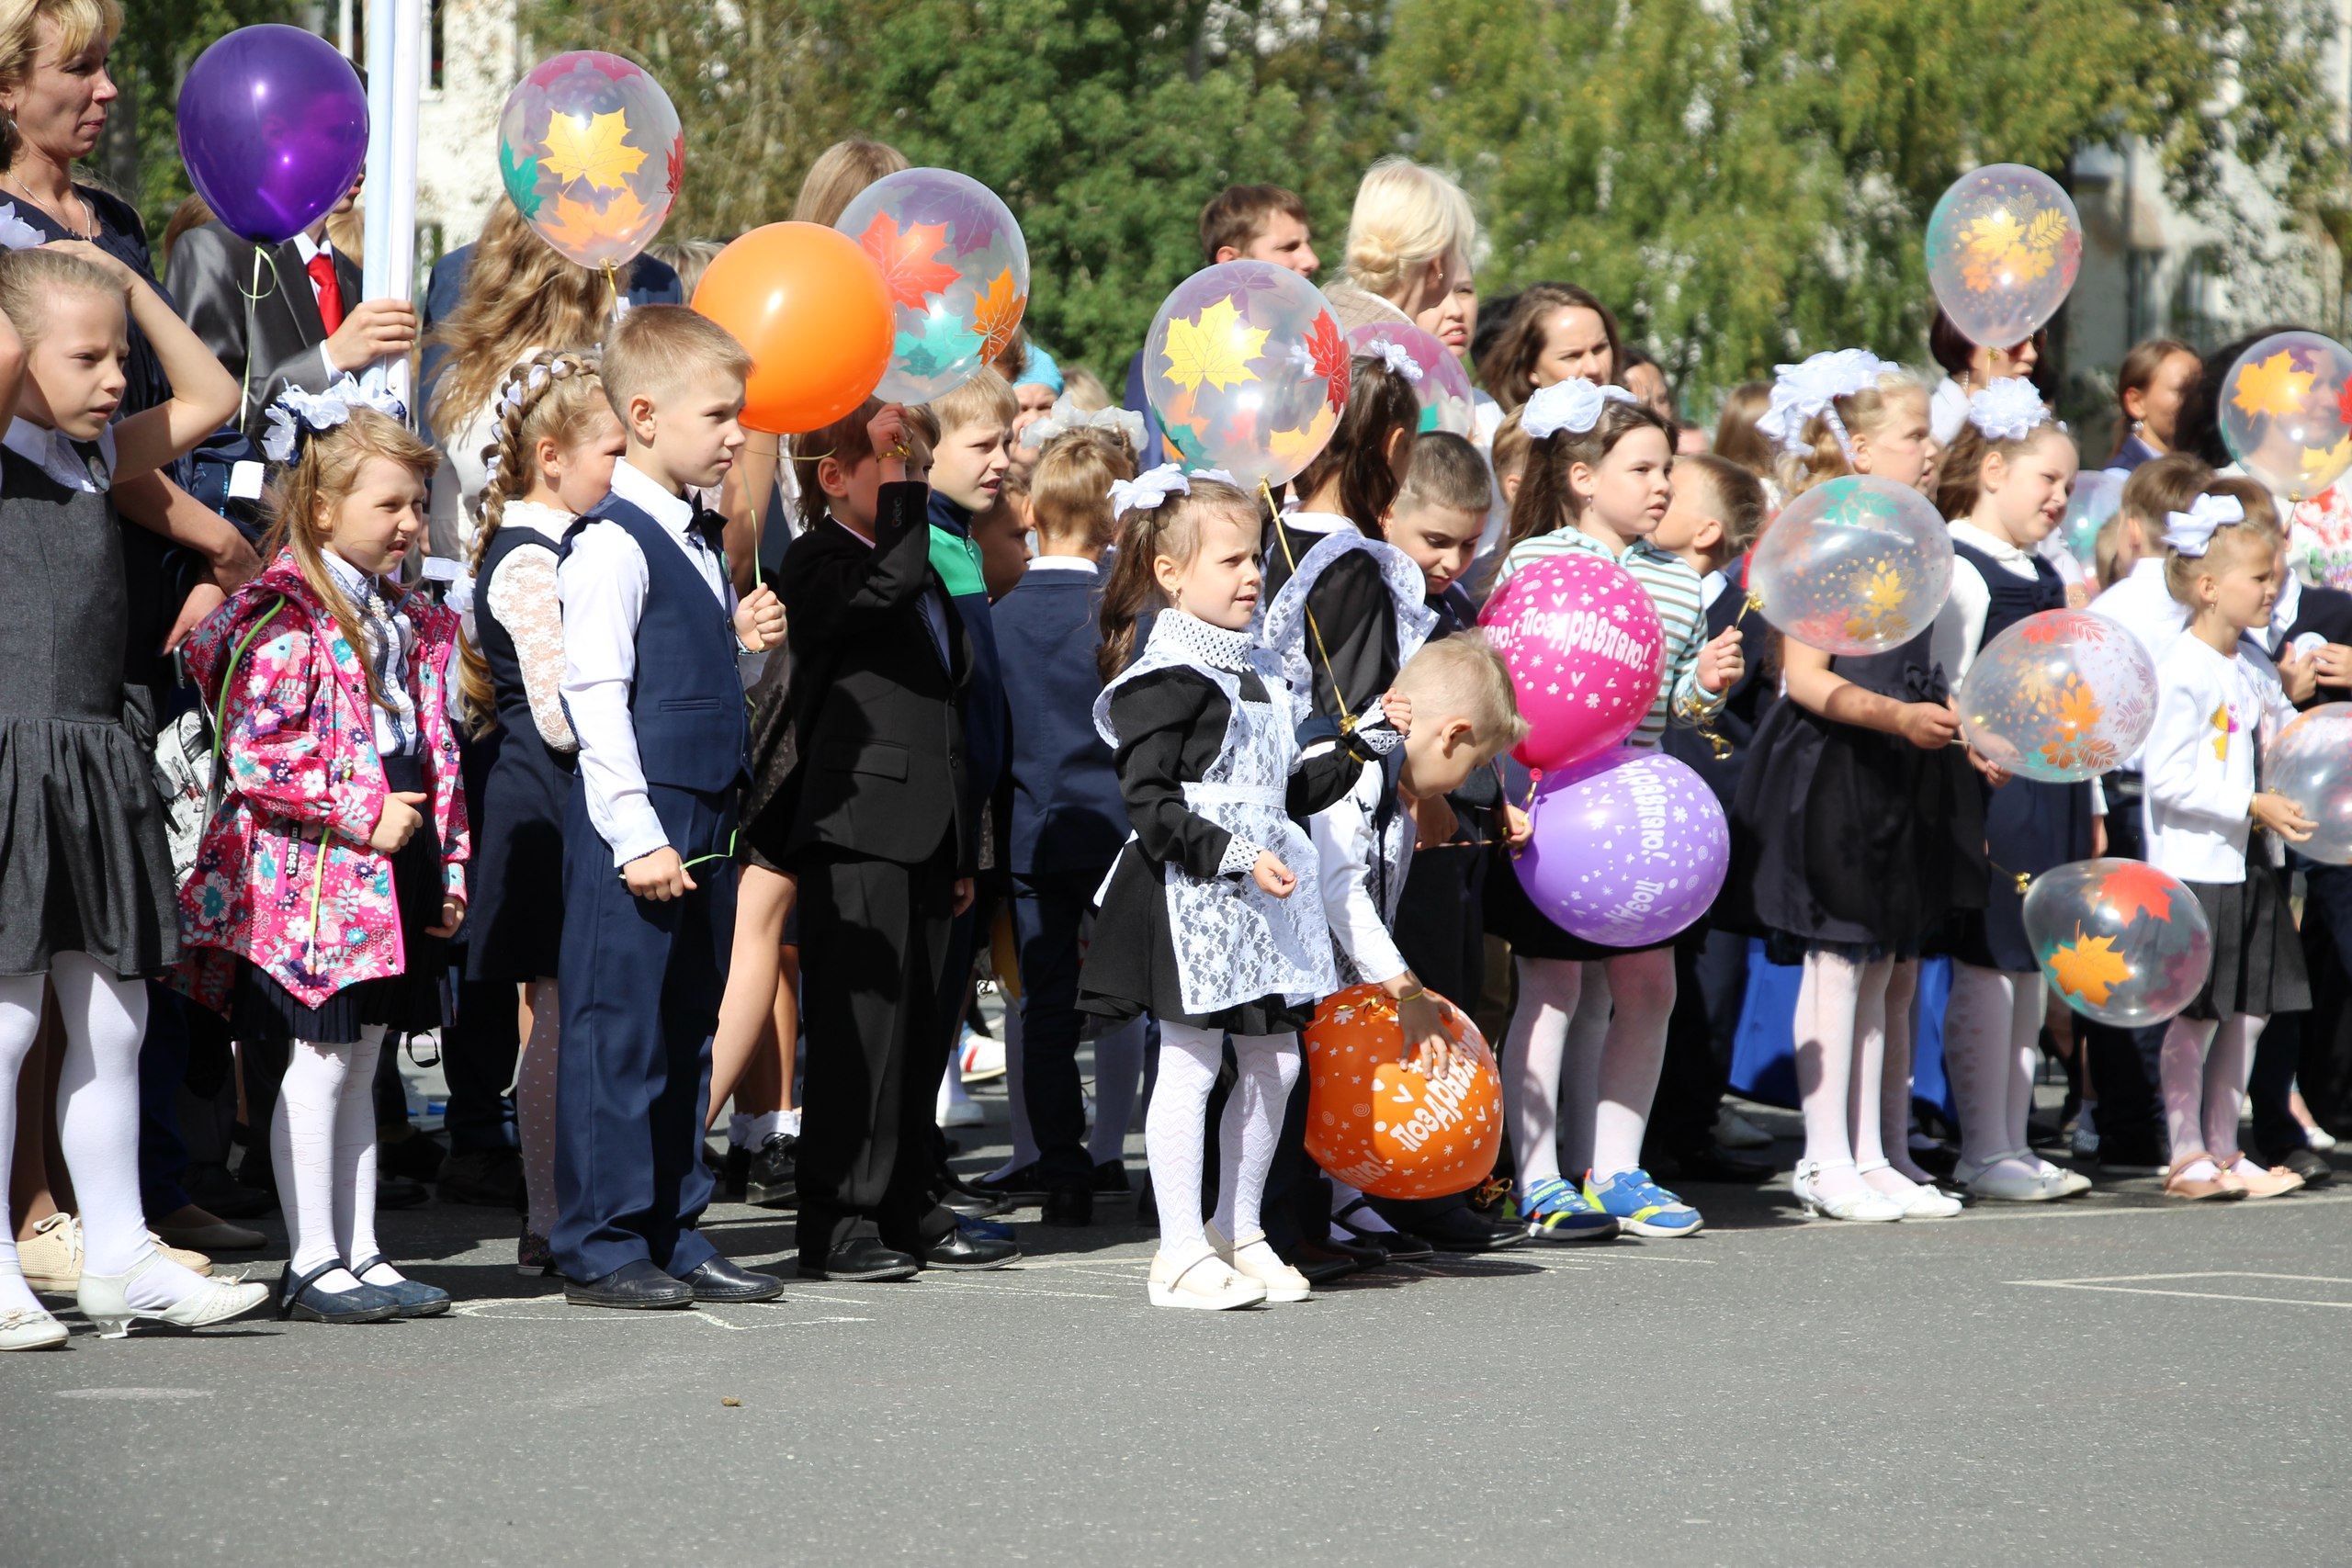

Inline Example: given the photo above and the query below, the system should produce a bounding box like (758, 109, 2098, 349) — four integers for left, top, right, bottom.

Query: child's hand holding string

(2254, 792, 2316, 843)
(1385, 975, 1456, 1081)
(1251, 851, 1296, 898)
(624, 846, 696, 902)
(1895, 701, 1961, 752)
(1504, 800, 1533, 848)
(734, 583, 785, 651)
(1697, 625, 1744, 694)
(867, 403, 910, 481)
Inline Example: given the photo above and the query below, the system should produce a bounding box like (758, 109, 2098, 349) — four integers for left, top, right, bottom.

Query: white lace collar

(1150, 608, 1258, 672)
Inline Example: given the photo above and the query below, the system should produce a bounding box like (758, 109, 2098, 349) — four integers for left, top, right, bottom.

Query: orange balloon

(1302, 983, 1503, 1201)
(691, 220, 891, 435)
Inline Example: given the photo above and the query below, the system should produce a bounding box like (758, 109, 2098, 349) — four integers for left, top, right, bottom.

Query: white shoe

(957, 1029, 1007, 1084)
(1205, 1221, 1310, 1303)
(74, 1252, 268, 1339)
(2030, 1156, 2093, 1197)
(1715, 1106, 1773, 1149)
(1857, 1161, 1962, 1218)
(1147, 1247, 1266, 1311)
(1956, 1151, 2060, 1202)
(2308, 1124, 2338, 1152)
(936, 1099, 986, 1129)
(1791, 1161, 1905, 1222)
(0, 1268, 65, 1350)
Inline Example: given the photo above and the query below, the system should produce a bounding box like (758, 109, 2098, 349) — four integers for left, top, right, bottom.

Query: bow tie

(688, 507, 728, 558)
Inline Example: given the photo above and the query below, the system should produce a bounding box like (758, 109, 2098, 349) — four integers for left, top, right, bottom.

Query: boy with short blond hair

(554, 304, 786, 1309)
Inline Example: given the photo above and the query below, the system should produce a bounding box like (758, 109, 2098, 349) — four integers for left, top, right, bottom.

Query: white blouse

(1932, 520, 2045, 685)
(2141, 635, 2296, 883)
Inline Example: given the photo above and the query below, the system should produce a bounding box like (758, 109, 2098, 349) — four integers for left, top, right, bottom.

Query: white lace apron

(1094, 612, 1337, 1017)
(1260, 527, 1438, 716)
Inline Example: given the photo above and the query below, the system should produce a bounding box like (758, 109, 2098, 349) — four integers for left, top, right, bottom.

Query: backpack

(151, 596, 288, 886)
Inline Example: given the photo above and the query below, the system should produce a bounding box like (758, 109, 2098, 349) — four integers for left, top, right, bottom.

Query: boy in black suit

(1648, 454, 1778, 1182)
(988, 429, 1136, 1224)
(771, 399, 1020, 1280)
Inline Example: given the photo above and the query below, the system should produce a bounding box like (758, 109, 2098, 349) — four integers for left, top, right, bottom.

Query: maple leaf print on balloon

(538, 188, 649, 258)
(541, 108, 645, 194)
(2098, 861, 2180, 925)
(2046, 928, 2132, 1009)
(2300, 434, 2352, 479)
(664, 136, 683, 201)
(859, 215, 959, 310)
(972, 268, 1025, 363)
(1303, 311, 1348, 412)
(1161, 297, 1268, 394)
(2233, 351, 2315, 420)
(895, 309, 986, 380)
(499, 141, 543, 220)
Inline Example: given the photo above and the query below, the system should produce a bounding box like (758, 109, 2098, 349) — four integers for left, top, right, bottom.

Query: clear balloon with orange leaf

(1302, 983, 1502, 1201)
(1143, 260, 1348, 491)
(2024, 859, 2214, 1028)
(833, 168, 1030, 405)
(1957, 609, 2159, 784)
(497, 51, 682, 273)
(2218, 331, 2352, 503)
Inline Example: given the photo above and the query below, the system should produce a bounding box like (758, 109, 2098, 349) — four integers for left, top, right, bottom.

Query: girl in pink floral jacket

(179, 400, 469, 1324)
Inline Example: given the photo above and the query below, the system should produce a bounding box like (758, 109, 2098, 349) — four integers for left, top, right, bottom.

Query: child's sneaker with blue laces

(1583, 1168, 1704, 1237)
(1517, 1177, 1620, 1243)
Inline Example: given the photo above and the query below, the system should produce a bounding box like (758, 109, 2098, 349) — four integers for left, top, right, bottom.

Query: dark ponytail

(1503, 397, 1674, 552)
(1294, 354, 1421, 536)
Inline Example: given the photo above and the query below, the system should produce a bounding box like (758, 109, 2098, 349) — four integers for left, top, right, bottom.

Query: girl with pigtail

(454, 349, 624, 1272)
(1724, 351, 1982, 1223)
(1080, 469, 1386, 1310)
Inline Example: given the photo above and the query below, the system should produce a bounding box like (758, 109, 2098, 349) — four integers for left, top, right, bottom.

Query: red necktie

(307, 252, 345, 333)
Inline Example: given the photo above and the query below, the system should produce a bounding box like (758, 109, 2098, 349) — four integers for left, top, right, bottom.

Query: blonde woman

(1329, 156, 1479, 333)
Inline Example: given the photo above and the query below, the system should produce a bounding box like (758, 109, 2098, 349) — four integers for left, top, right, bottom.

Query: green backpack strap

(209, 595, 288, 775)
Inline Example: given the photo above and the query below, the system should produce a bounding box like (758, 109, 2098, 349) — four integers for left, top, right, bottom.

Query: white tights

(1503, 952, 1676, 1189)
(0, 955, 208, 1314)
(273, 1025, 402, 1291)
(1792, 950, 1905, 1201)
(1945, 963, 2046, 1177)
(1144, 1022, 1297, 1258)
(2159, 1013, 2267, 1178)
(516, 978, 560, 1241)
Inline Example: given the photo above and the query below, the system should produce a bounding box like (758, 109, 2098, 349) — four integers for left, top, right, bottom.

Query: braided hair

(455, 348, 612, 732)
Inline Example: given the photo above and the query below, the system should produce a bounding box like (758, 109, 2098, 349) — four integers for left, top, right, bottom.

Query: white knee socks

(1589, 952, 1676, 1180)
(1213, 1032, 1298, 1243)
(274, 1025, 393, 1292)
(517, 979, 560, 1240)
(0, 975, 44, 1315)
(1089, 1017, 1148, 1167)
(1144, 1022, 1223, 1257)
(1504, 957, 1583, 1191)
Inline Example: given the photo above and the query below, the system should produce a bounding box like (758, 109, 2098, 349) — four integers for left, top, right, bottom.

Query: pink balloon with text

(1477, 553, 1666, 772)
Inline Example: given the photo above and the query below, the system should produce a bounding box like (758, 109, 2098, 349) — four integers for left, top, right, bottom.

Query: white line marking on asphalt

(2010, 1271, 2352, 1309)
(1762, 1190, 2352, 1233)
(54, 1387, 212, 1400)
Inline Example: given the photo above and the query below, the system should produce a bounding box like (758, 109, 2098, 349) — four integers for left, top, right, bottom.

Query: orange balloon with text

(691, 220, 892, 434)
(1302, 983, 1502, 1201)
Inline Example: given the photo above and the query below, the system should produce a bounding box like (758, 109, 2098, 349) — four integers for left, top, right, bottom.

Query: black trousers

(1646, 925, 1747, 1160)
(2247, 863, 2352, 1159)
(795, 843, 961, 1257)
(2081, 772, 2168, 1164)
(1012, 869, 1102, 1189)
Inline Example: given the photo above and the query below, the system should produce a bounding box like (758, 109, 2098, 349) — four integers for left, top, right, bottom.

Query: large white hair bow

(1520, 377, 1639, 440)
(1966, 377, 2052, 443)
(1022, 397, 1147, 453)
(2163, 492, 2246, 558)
(1361, 337, 1425, 383)
(1757, 348, 1892, 457)
(262, 370, 410, 463)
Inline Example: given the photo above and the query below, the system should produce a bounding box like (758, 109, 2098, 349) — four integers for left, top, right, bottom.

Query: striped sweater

(1494, 526, 1721, 751)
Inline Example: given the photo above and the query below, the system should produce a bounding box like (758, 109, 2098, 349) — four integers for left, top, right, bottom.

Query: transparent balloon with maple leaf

(2023, 858, 2213, 1028)
(497, 51, 682, 271)
(1958, 609, 2158, 784)
(832, 168, 1029, 405)
(2218, 331, 2352, 502)
(2263, 702, 2352, 865)
(1143, 259, 1349, 490)
(1926, 164, 2082, 354)
(1747, 474, 1954, 657)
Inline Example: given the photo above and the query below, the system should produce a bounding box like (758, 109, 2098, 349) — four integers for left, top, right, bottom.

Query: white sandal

(1147, 1247, 1267, 1311)
(1855, 1159, 1962, 1218)
(1790, 1161, 1904, 1222)
(0, 1268, 65, 1350)
(1205, 1222, 1311, 1303)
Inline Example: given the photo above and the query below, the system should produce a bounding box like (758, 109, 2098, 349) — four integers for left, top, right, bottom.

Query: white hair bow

(0, 203, 43, 252)
(1966, 377, 2052, 443)
(2163, 493, 2246, 558)
(262, 371, 409, 463)
(1757, 348, 1891, 458)
(1109, 463, 1193, 513)
(1022, 397, 1146, 453)
(1363, 337, 1424, 383)
(1520, 378, 1638, 440)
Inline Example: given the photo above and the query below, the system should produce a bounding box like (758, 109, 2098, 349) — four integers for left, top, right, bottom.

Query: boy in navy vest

(553, 306, 786, 1309)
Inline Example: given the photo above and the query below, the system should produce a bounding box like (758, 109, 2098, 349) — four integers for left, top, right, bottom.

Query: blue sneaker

(1517, 1177, 1620, 1243)
(1583, 1168, 1704, 1237)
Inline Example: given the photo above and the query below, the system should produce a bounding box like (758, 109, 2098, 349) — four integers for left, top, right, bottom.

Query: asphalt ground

(5, 1073, 2348, 1568)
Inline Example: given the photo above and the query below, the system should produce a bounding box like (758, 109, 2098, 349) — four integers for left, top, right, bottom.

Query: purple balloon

(176, 26, 368, 244)
(1513, 749, 1729, 948)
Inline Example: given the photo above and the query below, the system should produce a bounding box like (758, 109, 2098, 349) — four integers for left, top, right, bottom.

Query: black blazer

(775, 482, 975, 873)
(2274, 583, 2352, 710)
(166, 221, 362, 433)
(1663, 577, 1770, 807)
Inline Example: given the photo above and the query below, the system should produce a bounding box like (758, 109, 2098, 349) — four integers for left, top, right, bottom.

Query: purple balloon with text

(177, 26, 368, 245)
(1513, 749, 1728, 948)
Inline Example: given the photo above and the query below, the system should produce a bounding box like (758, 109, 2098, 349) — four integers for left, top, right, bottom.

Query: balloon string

(604, 262, 620, 320)
(235, 245, 282, 429)
(1987, 856, 2033, 896)
(1263, 476, 1356, 736)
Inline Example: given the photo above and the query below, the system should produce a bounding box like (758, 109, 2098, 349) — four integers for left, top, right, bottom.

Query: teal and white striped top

(1493, 527, 1721, 751)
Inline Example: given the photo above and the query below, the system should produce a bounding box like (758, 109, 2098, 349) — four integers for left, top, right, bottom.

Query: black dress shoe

(438, 1149, 526, 1209)
(942, 1184, 1012, 1219)
(971, 1162, 1051, 1202)
(1656, 1144, 1778, 1184)
(1322, 1233, 1389, 1269)
(744, 1134, 798, 1208)
(1282, 1239, 1358, 1284)
(379, 1127, 447, 1183)
(1092, 1159, 1131, 1194)
(377, 1174, 429, 1210)
(1333, 1198, 1432, 1258)
(681, 1255, 786, 1303)
(920, 1227, 1021, 1270)
(1040, 1183, 1092, 1227)
(565, 1258, 695, 1309)
(799, 1236, 920, 1282)
(2278, 1146, 2333, 1187)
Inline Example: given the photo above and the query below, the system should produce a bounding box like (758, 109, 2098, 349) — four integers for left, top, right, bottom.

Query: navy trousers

(551, 780, 735, 1282)
(1012, 869, 1103, 1190)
